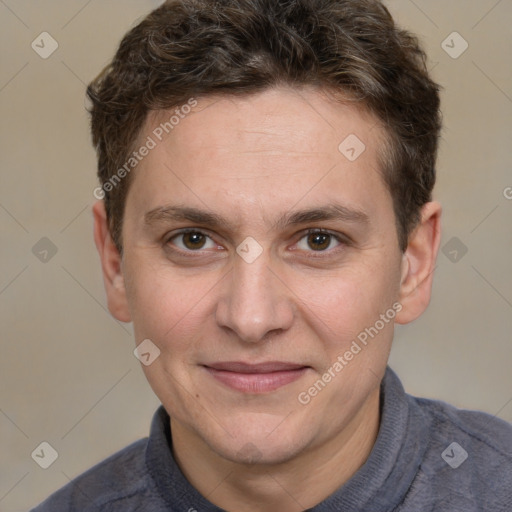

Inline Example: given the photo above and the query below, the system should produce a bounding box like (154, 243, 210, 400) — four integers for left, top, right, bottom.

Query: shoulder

(416, 395, 512, 463)
(406, 395, 512, 510)
(30, 438, 163, 512)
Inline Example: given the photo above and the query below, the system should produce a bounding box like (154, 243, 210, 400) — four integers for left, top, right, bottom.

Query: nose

(215, 254, 294, 344)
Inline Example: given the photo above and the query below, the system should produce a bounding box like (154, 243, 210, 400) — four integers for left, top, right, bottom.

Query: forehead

(147, 87, 383, 163)
(126, 87, 392, 229)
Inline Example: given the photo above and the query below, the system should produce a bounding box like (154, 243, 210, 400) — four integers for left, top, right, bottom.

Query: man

(33, 0, 512, 510)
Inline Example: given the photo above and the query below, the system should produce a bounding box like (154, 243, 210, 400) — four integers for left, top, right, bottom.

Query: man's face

(119, 87, 404, 463)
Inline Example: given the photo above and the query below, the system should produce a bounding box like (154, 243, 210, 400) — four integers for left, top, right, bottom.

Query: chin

(222, 439, 307, 466)
(203, 413, 314, 466)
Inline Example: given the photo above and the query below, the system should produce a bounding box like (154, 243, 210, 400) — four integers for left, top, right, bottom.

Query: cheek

(288, 260, 401, 347)
(124, 259, 218, 345)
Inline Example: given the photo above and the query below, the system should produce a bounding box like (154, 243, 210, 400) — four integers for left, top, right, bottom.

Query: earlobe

(395, 201, 442, 325)
(92, 201, 132, 323)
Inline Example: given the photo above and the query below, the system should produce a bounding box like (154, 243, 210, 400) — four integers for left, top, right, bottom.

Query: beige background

(0, 1, 511, 510)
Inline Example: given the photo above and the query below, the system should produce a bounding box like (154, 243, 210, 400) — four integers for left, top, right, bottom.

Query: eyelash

(165, 228, 349, 256)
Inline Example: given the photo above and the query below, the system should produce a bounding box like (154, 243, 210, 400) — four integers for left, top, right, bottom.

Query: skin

(93, 86, 441, 511)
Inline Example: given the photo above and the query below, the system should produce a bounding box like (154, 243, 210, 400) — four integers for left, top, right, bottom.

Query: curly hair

(87, 0, 441, 252)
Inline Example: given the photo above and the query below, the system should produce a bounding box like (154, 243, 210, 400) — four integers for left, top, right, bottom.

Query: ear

(395, 201, 442, 325)
(92, 201, 132, 323)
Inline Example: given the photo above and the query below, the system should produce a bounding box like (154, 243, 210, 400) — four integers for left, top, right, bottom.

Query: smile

(202, 362, 310, 393)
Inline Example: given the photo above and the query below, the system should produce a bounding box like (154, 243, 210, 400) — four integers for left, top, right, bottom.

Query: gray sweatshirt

(31, 367, 512, 511)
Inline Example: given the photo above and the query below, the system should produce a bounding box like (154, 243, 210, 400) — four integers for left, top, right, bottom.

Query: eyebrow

(144, 203, 370, 231)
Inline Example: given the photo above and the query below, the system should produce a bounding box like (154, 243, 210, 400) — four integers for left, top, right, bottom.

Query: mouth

(202, 361, 310, 393)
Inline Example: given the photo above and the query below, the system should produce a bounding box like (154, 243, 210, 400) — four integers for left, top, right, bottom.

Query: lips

(203, 361, 309, 393)
(207, 361, 306, 373)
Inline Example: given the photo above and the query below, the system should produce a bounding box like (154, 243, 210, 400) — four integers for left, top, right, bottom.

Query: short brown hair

(87, 0, 441, 252)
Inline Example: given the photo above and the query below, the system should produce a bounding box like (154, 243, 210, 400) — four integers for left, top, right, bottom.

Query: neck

(171, 387, 381, 512)
(171, 388, 380, 511)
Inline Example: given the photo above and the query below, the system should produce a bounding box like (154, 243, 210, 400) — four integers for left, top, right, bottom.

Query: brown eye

(295, 230, 342, 252)
(182, 232, 206, 249)
(307, 232, 332, 251)
(169, 231, 216, 251)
